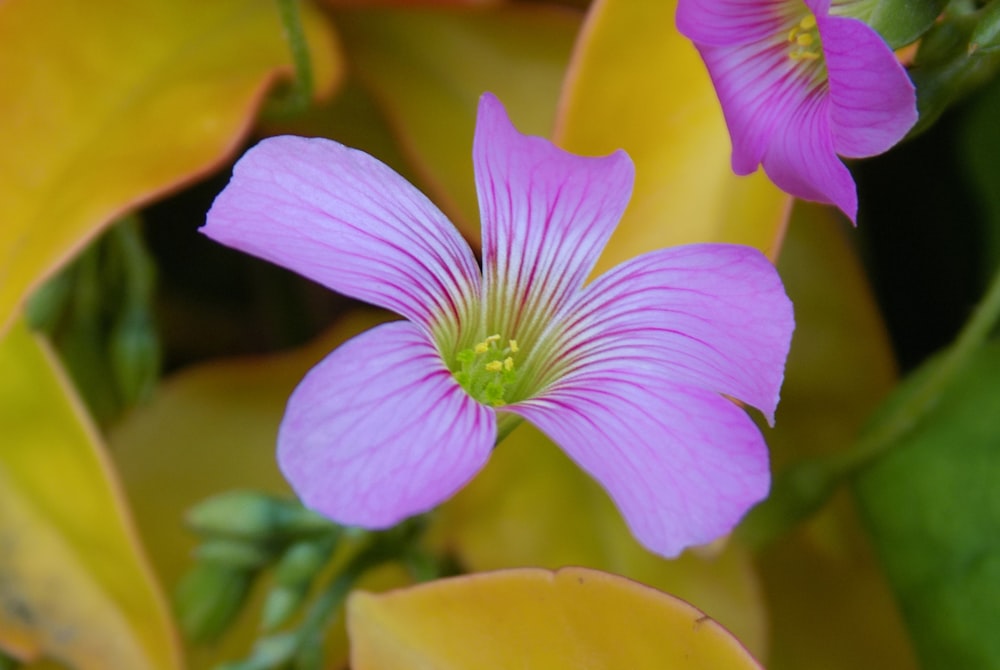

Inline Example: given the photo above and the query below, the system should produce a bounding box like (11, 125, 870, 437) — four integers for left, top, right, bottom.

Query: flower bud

(174, 562, 253, 643)
(260, 535, 337, 631)
(186, 490, 333, 542)
(971, 0, 1000, 53)
(194, 536, 274, 571)
(108, 305, 160, 405)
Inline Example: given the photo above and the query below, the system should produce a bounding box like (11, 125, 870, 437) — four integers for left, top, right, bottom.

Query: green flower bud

(174, 562, 252, 643)
(108, 305, 160, 405)
(24, 264, 75, 333)
(971, 0, 1000, 53)
(186, 491, 333, 542)
(260, 535, 337, 631)
(194, 537, 274, 571)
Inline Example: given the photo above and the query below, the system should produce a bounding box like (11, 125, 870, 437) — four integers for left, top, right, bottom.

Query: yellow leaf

(555, 0, 790, 266)
(0, 319, 181, 670)
(348, 567, 762, 669)
(337, 6, 580, 245)
(0, 0, 342, 337)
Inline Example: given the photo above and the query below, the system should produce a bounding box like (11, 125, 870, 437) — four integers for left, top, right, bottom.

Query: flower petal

(759, 89, 858, 221)
(690, 32, 826, 176)
(278, 321, 495, 528)
(509, 370, 770, 558)
(474, 93, 634, 348)
(676, 0, 790, 46)
(549, 244, 793, 424)
(202, 136, 481, 338)
(820, 14, 917, 158)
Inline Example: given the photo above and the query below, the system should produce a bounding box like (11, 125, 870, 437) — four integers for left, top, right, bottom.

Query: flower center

(787, 14, 821, 61)
(452, 334, 520, 406)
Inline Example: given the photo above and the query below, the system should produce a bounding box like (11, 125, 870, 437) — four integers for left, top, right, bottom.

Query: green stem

(269, 0, 314, 116)
(843, 262, 1000, 469)
(291, 522, 422, 666)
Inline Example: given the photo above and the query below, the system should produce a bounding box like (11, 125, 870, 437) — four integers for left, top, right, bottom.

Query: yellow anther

(509, 339, 519, 353)
(504, 357, 514, 371)
(485, 361, 503, 373)
(486, 334, 501, 343)
(474, 342, 489, 355)
(787, 12, 821, 63)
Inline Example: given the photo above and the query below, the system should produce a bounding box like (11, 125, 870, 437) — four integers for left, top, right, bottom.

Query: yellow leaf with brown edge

(0, 0, 342, 337)
(348, 566, 762, 669)
(0, 318, 181, 670)
(336, 5, 580, 247)
(555, 0, 790, 267)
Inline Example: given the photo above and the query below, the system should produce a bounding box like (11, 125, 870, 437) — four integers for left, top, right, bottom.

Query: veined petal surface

(474, 93, 634, 348)
(550, 245, 793, 423)
(821, 14, 917, 158)
(509, 370, 770, 558)
(278, 321, 495, 528)
(760, 91, 858, 220)
(694, 39, 822, 177)
(203, 136, 481, 340)
(675, 0, 791, 45)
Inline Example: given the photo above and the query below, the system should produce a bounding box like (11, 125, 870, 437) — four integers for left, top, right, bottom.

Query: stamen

(451, 333, 521, 406)
(786, 11, 822, 63)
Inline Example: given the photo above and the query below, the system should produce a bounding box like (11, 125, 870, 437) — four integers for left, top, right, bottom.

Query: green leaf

(860, 0, 947, 48)
(910, 8, 1000, 135)
(958, 74, 1000, 274)
(855, 341, 1000, 669)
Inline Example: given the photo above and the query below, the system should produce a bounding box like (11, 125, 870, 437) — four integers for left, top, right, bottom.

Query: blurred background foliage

(2, 0, 999, 668)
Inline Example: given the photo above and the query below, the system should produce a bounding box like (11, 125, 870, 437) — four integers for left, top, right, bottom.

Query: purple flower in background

(202, 93, 793, 558)
(677, 0, 917, 222)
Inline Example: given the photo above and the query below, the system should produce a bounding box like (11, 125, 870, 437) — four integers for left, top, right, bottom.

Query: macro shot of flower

(676, 0, 918, 222)
(202, 93, 794, 559)
(8, 0, 1000, 665)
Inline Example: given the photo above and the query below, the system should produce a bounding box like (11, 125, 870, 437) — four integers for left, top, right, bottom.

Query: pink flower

(677, 0, 918, 222)
(202, 93, 793, 557)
